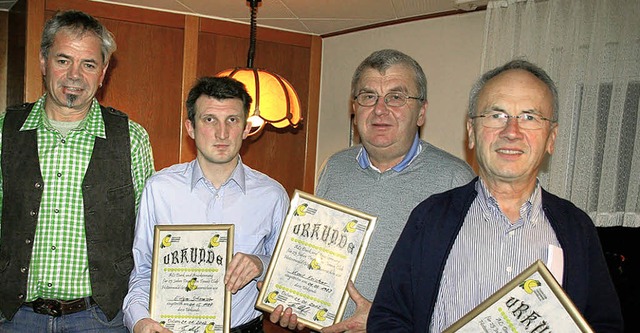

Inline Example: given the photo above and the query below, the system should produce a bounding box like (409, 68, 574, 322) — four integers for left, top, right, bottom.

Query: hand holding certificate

(256, 190, 377, 331)
(149, 225, 234, 333)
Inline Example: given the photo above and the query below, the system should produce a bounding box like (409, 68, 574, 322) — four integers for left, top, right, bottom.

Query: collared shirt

(430, 179, 560, 332)
(0, 95, 155, 301)
(356, 133, 422, 172)
(123, 158, 289, 330)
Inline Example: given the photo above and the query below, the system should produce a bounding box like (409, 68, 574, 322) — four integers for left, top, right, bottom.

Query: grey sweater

(316, 140, 475, 318)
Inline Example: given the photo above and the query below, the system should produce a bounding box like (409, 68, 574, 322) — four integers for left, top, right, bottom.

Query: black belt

(24, 297, 95, 317)
(231, 315, 263, 333)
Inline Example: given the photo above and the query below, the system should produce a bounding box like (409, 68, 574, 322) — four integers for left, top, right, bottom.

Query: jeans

(0, 301, 127, 333)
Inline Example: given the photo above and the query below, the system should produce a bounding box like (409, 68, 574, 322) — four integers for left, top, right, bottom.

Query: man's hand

(321, 281, 370, 333)
(259, 281, 306, 330)
(224, 252, 262, 293)
(133, 318, 172, 333)
(269, 304, 306, 331)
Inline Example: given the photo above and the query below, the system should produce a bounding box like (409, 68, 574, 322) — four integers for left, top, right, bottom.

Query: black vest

(0, 103, 136, 321)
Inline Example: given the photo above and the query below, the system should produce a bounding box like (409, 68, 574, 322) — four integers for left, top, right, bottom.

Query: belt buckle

(32, 298, 62, 317)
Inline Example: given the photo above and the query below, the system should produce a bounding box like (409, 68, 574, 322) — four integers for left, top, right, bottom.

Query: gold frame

(149, 224, 234, 333)
(444, 260, 594, 332)
(256, 190, 377, 331)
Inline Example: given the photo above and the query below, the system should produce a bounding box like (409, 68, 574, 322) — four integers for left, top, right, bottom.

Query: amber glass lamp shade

(216, 67, 302, 135)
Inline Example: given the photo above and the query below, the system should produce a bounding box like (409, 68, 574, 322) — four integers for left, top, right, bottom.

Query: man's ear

(546, 123, 558, 155)
(98, 62, 109, 87)
(185, 118, 195, 140)
(39, 53, 47, 76)
(416, 101, 427, 127)
(242, 119, 251, 140)
(466, 119, 476, 150)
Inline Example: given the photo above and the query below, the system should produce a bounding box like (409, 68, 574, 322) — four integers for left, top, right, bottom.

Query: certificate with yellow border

(444, 260, 593, 333)
(256, 190, 377, 331)
(149, 224, 234, 333)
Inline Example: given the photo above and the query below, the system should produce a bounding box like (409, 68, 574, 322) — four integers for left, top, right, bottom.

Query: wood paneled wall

(11, 0, 321, 198)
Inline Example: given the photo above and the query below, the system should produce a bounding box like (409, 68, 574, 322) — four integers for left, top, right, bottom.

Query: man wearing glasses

(270, 49, 474, 332)
(368, 60, 623, 332)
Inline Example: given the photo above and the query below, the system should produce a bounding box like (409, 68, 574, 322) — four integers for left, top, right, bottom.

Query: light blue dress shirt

(356, 133, 422, 172)
(123, 158, 289, 330)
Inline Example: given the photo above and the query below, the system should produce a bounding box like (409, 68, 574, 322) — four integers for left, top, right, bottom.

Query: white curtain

(482, 0, 640, 227)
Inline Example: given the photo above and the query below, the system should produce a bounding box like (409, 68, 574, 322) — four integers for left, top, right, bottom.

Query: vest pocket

(107, 184, 134, 202)
(113, 254, 134, 276)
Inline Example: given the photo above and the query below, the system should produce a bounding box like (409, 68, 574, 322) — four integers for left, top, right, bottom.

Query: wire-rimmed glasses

(354, 92, 422, 107)
(470, 111, 555, 130)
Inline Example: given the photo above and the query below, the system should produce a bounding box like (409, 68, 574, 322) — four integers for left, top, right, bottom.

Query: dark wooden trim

(302, 35, 322, 194)
(320, 6, 487, 38)
(25, 0, 45, 101)
(46, 0, 185, 29)
(180, 15, 199, 163)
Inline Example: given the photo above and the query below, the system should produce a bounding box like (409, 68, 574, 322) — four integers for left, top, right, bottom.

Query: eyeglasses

(470, 111, 556, 130)
(354, 92, 422, 107)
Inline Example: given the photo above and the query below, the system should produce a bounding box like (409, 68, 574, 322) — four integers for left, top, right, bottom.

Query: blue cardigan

(368, 179, 623, 332)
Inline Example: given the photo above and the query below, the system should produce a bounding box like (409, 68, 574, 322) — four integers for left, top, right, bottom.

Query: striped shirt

(429, 179, 560, 332)
(0, 95, 155, 301)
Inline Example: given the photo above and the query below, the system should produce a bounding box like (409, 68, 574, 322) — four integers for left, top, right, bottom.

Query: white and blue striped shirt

(429, 179, 560, 332)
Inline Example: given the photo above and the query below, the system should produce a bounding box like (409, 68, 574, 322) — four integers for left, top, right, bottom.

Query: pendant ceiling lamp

(216, 0, 302, 136)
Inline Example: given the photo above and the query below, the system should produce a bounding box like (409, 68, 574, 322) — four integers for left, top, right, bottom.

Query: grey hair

(41, 10, 116, 64)
(468, 59, 559, 121)
(351, 49, 428, 102)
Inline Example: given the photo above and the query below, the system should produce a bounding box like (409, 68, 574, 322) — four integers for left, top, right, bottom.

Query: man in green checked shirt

(0, 10, 154, 332)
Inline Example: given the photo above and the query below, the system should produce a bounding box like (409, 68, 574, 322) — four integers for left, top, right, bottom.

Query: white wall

(317, 11, 485, 178)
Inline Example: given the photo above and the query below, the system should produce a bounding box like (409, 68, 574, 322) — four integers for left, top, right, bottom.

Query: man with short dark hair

(124, 76, 289, 333)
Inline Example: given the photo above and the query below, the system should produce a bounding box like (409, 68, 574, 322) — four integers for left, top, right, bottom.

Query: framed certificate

(444, 260, 594, 333)
(149, 224, 234, 333)
(256, 190, 377, 331)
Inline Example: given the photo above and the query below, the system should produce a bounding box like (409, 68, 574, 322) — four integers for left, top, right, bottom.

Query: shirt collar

(475, 178, 543, 225)
(190, 157, 247, 194)
(356, 133, 422, 172)
(21, 95, 106, 139)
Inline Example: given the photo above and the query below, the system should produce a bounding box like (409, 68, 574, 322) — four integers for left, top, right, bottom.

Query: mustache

(60, 77, 88, 89)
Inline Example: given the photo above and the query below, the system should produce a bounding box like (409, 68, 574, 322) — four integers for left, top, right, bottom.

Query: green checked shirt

(0, 95, 155, 301)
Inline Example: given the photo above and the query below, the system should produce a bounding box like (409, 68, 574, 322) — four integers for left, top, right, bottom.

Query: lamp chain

(247, 0, 261, 68)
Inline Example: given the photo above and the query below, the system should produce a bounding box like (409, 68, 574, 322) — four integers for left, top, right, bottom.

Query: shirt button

(47, 283, 53, 288)
(34, 182, 42, 189)
(506, 266, 513, 273)
(51, 246, 57, 251)
(29, 210, 37, 217)
(56, 173, 62, 178)
(18, 294, 24, 299)
(61, 139, 66, 144)
(25, 239, 32, 244)
(54, 209, 60, 213)
(20, 267, 28, 273)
